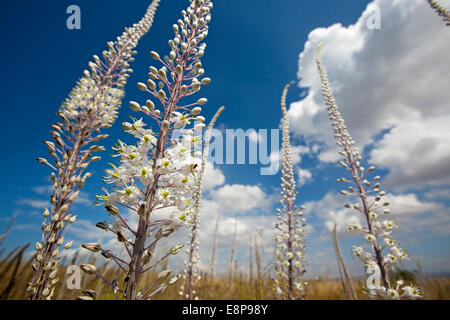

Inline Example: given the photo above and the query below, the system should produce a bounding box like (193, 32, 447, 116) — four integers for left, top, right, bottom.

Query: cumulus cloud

(297, 168, 312, 186)
(202, 161, 226, 191)
(383, 193, 442, 216)
(370, 116, 450, 190)
(196, 199, 277, 275)
(304, 191, 446, 236)
(303, 192, 362, 234)
(289, 0, 450, 191)
(210, 184, 273, 215)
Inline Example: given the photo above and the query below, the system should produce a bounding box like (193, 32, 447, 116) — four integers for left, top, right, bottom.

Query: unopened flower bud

(96, 221, 109, 230)
(197, 98, 207, 105)
(147, 79, 156, 90)
(170, 244, 184, 255)
(201, 77, 211, 85)
(137, 82, 148, 91)
(146, 100, 155, 111)
(117, 229, 127, 243)
(129, 101, 141, 112)
(82, 243, 102, 253)
(64, 241, 73, 249)
(161, 120, 170, 131)
(150, 51, 160, 60)
(191, 107, 202, 115)
(158, 89, 166, 100)
(80, 264, 97, 274)
(105, 204, 119, 216)
(158, 269, 172, 279)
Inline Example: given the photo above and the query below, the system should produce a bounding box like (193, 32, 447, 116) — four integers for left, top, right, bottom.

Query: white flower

(294, 282, 303, 290)
(384, 238, 395, 247)
(136, 166, 154, 186)
(385, 289, 400, 300)
(276, 287, 283, 295)
(347, 223, 362, 233)
(365, 234, 377, 244)
(383, 254, 398, 269)
(382, 219, 397, 230)
(365, 262, 379, 275)
(118, 185, 141, 206)
(171, 112, 190, 129)
(402, 285, 422, 299)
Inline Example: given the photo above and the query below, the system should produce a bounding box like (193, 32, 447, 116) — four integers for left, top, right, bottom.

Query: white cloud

(69, 219, 108, 241)
(304, 191, 446, 236)
(202, 161, 225, 191)
(383, 193, 442, 216)
(303, 192, 361, 234)
(210, 184, 272, 215)
(196, 200, 277, 275)
(297, 168, 312, 186)
(32, 185, 52, 195)
(370, 116, 450, 190)
(289, 0, 450, 191)
(291, 145, 310, 166)
(17, 199, 48, 209)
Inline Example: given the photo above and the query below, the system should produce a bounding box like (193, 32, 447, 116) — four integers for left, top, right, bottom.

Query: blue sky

(0, 0, 449, 278)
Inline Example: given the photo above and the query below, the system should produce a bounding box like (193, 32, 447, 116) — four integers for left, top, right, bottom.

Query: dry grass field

(1, 244, 448, 300)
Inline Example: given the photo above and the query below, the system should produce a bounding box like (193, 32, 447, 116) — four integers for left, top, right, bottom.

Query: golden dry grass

(1, 246, 449, 300)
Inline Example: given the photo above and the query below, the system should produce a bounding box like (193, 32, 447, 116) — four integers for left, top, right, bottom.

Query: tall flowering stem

(89, 0, 214, 300)
(427, 0, 450, 26)
(28, 0, 161, 300)
(315, 43, 422, 300)
(274, 84, 307, 300)
(181, 106, 225, 300)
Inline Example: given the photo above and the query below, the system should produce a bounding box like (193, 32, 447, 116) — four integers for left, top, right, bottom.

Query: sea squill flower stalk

(316, 43, 422, 300)
(427, 0, 450, 25)
(180, 106, 225, 300)
(274, 84, 307, 300)
(28, 0, 161, 300)
(88, 0, 214, 300)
